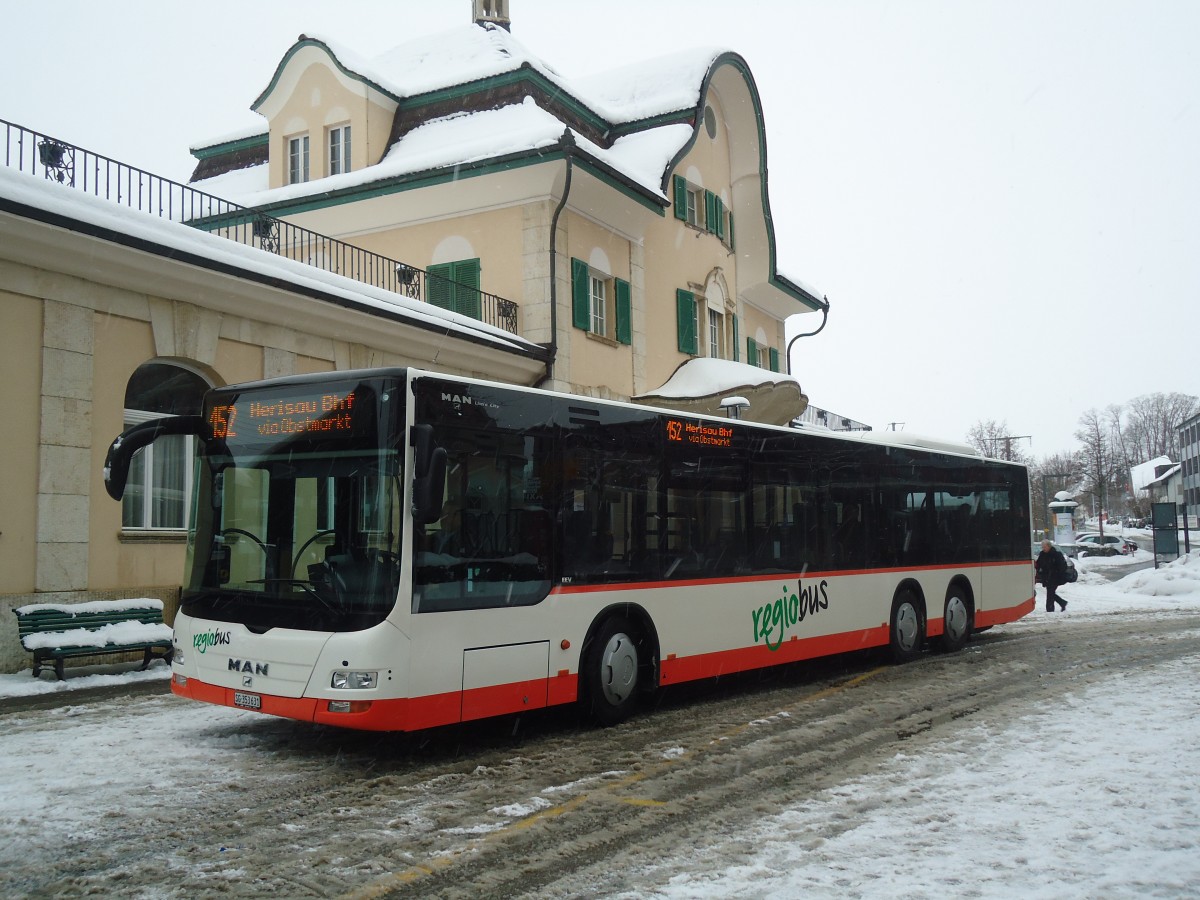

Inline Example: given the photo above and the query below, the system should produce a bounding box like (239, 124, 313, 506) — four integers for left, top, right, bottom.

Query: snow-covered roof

(1145, 463, 1182, 488)
(194, 25, 727, 208)
(1131, 455, 1174, 492)
(196, 98, 694, 208)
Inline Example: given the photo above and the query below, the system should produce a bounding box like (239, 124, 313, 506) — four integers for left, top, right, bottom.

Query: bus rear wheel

(582, 617, 641, 726)
(940, 588, 972, 653)
(889, 590, 925, 663)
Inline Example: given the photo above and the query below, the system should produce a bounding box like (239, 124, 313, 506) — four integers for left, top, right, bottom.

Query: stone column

(36, 300, 94, 592)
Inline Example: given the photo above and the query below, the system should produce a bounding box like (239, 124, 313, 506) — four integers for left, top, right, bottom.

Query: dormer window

(329, 124, 352, 176)
(288, 134, 310, 184)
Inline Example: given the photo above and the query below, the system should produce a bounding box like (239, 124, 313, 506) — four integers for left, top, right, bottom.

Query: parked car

(1074, 533, 1131, 555)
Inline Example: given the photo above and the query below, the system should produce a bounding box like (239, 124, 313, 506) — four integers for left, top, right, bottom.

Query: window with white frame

(288, 134, 310, 184)
(684, 185, 701, 226)
(121, 362, 209, 531)
(590, 274, 608, 336)
(708, 308, 723, 358)
(328, 124, 351, 176)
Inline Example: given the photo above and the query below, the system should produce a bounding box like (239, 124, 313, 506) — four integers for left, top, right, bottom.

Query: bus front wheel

(889, 590, 925, 663)
(581, 617, 641, 726)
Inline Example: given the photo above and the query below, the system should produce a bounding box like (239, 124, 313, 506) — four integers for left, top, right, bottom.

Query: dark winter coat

(1035, 546, 1069, 588)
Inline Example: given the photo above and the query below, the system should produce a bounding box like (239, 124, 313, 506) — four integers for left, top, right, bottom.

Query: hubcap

(599, 632, 638, 705)
(895, 603, 919, 651)
(945, 596, 968, 641)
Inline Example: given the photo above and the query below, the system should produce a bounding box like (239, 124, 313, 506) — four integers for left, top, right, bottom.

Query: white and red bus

(104, 368, 1034, 731)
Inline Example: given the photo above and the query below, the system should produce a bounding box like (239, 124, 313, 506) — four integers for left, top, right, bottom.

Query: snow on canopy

(633, 358, 807, 426)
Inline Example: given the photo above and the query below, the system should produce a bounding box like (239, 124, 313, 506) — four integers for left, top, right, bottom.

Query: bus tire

(581, 617, 641, 726)
(940, 587, 972, 653)
(889, 590, 924, 663)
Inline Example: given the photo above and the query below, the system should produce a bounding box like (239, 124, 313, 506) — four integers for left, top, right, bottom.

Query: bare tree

(1075, 409, 1122, 520)
(966, 419, 1029, 462)
(1122, 392, 1200, 461)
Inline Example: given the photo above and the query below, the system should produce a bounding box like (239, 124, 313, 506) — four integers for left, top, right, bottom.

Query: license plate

(233, 691, 261, 710)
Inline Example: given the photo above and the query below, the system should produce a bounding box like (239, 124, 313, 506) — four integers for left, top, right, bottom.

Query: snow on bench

(13, 598, 174, 681)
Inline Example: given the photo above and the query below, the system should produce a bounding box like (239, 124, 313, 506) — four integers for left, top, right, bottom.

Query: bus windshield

(182, 375, 405, 633)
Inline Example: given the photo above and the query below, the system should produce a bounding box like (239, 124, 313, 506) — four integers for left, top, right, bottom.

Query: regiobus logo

(752, 578, 831, 651)
(193, 629, 232, 654)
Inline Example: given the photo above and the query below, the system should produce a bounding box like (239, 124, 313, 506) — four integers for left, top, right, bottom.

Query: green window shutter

(704, 190, 717, 233)
(732, 314, 740, 362)
(715, 196, 726, 240)
(615, 278, 632, 345)
(746, 338, 759, 367)
(728, 211, 735, 250)
(673, 175, 688, 221)
(426, 262, 453, 311)
(451, 258, 481, 319)
(676, 289, 697, 355)
(571, 258, 590, 330)
(769, 347, 780, 372)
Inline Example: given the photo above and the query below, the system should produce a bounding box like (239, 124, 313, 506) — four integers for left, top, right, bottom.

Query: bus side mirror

(411, 424, 447, 525)
(103, 415, 208, 501)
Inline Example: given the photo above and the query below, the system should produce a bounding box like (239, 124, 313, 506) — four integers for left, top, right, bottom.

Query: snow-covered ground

(619, 553, 1200, 898)
(1, 554, 1197, 898)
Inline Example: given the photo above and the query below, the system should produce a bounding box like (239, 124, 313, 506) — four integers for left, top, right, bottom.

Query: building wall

(0, 289, 41, 595)
(563, 211, 635, 399)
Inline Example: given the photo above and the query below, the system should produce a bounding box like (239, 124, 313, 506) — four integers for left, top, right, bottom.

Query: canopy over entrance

(633, 358, 807, 426)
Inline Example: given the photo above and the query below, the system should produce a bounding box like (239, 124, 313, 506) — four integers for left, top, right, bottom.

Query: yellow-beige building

(0, 1, 826, 673)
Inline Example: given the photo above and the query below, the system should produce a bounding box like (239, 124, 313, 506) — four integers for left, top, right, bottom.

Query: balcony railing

(1, 118, 519, 335)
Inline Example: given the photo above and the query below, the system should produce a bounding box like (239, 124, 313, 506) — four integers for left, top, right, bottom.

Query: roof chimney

(473, 0, 511, 31)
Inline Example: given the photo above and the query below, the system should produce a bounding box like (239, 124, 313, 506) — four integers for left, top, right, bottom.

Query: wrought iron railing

(1, 118, 519, 335)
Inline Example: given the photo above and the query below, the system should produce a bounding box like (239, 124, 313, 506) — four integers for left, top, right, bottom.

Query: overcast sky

(2, 0, 1196, 458)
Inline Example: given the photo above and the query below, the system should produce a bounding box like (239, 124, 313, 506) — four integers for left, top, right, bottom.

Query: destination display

(206, 384, 367, 449)
(665, 418, 735, 449)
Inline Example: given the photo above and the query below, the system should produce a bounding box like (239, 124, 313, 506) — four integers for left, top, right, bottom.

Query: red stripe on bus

(660, 625, 892, 684)
(174, 670, 582, 733)
(976, 596, 1035, 628)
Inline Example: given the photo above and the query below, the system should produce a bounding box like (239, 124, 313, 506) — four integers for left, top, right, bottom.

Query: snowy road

(2, 557, 1199, 898)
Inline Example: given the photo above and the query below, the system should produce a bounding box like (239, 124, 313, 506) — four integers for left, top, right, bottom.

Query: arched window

(122, 362, 210, 531)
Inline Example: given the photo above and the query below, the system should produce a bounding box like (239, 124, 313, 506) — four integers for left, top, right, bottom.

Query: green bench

(13, 599, 174, 680)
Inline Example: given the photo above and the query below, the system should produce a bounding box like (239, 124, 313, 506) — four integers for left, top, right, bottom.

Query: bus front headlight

(331, 670, 378, 690)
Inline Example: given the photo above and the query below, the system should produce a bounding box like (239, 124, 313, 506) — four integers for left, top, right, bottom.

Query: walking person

(1035, 540, 1068, 612)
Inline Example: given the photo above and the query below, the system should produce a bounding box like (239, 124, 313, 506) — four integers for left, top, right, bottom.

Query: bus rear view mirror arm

(103, 415, 208, 501)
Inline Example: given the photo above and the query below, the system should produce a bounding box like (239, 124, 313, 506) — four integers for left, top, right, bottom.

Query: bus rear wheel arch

(889, 587, 926, 663)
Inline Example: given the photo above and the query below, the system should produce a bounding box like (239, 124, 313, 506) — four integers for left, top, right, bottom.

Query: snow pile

(1115, 552, 1199, 598)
